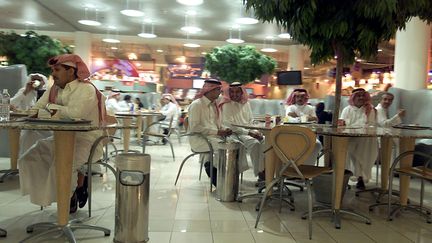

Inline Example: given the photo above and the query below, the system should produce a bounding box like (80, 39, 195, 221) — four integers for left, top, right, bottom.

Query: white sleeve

(10, 88, 27, 107)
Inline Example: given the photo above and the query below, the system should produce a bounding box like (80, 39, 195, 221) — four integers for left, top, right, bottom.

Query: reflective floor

(0, 135, 431, 242)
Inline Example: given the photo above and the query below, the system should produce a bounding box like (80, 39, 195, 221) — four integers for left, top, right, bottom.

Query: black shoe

(257, 171, 265, 181)
(76, 176, 88, 208)
(356, 177, 366, 190)
(204, 162, 217, 187)
(69, 192, 78, 214)
(161, 138, 168, 145)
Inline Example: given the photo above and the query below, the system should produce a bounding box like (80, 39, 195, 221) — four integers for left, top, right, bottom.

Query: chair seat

(396, 166, 432, 181)
(144, 131, 166, 138)
(283, 165, 332, 180)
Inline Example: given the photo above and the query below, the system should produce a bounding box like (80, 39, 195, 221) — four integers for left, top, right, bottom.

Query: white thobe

(11, 88, 37, 110)
(118, 100, 133, 111)
(106, 97, 129, 115)
(285, 104, 316, 123)
(285, 104, 322, 165)
(376, 104, 402, 127)
(11, 87, 52, 156)
(188, 96, 248, 172)
(18, 80, 103, 206)
(340, 105, 379, 181)
(160, 102, 179, 128)
(221, 101, 264, 175)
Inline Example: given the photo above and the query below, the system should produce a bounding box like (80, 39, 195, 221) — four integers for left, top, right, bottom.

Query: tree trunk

(332, 46, 344, 127)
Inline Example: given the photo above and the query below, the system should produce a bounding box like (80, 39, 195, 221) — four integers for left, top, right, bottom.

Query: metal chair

(85, 115, 120, 217)
(174, 117, 215, 192)
(255, 125, 331, 240)
(387, 150, 432, 223)
(142, 116, 175, 161)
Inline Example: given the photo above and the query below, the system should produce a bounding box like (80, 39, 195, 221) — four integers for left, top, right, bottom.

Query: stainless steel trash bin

(114, 153, 151, 243)
(216, 141, 240, 202)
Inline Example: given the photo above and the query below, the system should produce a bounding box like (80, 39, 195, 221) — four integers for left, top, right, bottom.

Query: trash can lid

(115, 153, 151, 174)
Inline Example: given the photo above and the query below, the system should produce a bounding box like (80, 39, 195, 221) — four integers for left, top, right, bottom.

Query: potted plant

(205, 45, 277, 84)
(245, 0, 432, 126)
(0, 31, 70, 76)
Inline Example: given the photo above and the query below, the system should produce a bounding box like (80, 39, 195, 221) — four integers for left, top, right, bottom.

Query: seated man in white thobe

(340, 88, 379, 189)
(188, 79, 248, 186)
(160, 93, 180, 134)
(18, 54, 106, 214)
(11, 73, 52, 156)
(284, 89, 322, 165)
(105, 89, 129, 115)
(376, 92, 405, 127)
(219, 82, 265, 181)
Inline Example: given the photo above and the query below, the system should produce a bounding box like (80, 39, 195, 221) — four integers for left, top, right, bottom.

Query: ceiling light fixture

(181, 13, 201, 33)
(156, 49, 164, 53)
(183, 33, 200, 48)
(120, 0, 144, 17)
(78, 7, 101, 26)
(138, 22, 157, 38)
(102, 27, 120, 43)
(278, 32, 291, 39)
(236, 0, 258, 25)
(260, 36, 277, 53)
(176, 0, 203, 6)
(226, 27, 244, 44)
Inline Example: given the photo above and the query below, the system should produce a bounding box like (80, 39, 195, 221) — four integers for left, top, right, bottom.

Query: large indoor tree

(205, 45, 276, 84)
(0, 31, 70, 76)
(245, 0, 432, 126)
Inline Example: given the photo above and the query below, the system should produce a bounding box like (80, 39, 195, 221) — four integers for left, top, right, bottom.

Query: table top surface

(0, 120, 136, 131)
(116, 111, 162, 117)
(233, 123, 432, 139)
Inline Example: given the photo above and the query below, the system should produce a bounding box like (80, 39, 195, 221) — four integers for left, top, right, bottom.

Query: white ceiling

(0, 0, 294, 45)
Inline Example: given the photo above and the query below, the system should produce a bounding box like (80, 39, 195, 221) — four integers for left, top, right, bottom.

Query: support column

(394, 17, 431, 90)
(74, 31, 92, 68)
(287, 45, 304, 71)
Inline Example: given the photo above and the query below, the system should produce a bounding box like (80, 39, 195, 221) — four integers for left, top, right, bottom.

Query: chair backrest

(270, 125, 316, 168)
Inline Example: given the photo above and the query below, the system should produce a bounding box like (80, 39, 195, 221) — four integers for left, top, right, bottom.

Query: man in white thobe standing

(284, 89, 322, 165)
(340, 88, 379, 189)
(188, 79, 248, 186)
(19, 54, 106, 213)
(219, 82, 265, 181)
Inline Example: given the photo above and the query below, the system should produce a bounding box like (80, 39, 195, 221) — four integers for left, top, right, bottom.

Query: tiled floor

(0, 135, 432, 242)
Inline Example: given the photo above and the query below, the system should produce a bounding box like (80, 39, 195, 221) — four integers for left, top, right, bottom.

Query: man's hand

(249, 130, 263, 141)
(288, 112, 298, 117)
(398, 109, 406, 117)
(217, 129, 232, 137)
(23, 81, 35, 95)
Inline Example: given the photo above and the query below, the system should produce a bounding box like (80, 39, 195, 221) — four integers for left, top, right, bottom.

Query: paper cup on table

(300, 115, 308, 123)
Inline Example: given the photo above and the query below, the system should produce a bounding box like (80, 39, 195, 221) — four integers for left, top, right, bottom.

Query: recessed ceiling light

(110, 46, 118, 50)
(303, 67, 310, 70)
(69, 45, 75, 48)
(177, 0, 203, 6)
(138, 33, 157, 38)
(378, 49, 383, 52)
(278, 33, 291, 39)
(181, 26, 202, 33)
(102, 38, 120, 43)
(108, 25, 117, 29)
(201, 52, 207, 55)
(260, 47, 277, 53)
(226, 38, 244, 44)
(156, 49, 164, 53)
(235, 17, 258, 25)
(120, 9, 144, 17)
(25, 21, 35, 25)
(78, 20, 101, 26)
(184, 43, 200, 48)
(143, 18, 153, 23)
